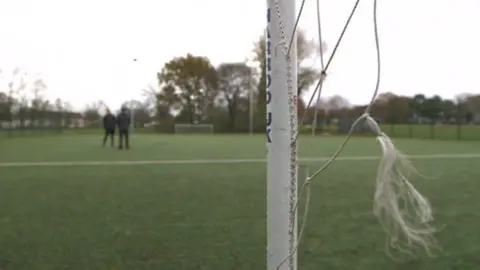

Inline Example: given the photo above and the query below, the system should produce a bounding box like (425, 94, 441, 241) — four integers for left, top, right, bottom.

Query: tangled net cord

(275, 0, 438, 269)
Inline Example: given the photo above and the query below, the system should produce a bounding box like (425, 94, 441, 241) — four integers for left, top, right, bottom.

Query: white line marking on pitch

(0, 153, 479, 167)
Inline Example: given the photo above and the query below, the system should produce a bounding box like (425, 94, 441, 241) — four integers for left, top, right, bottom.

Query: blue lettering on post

(266, 8, 272, 143)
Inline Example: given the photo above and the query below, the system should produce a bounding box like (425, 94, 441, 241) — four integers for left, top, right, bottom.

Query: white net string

(273, 0, 438, 268)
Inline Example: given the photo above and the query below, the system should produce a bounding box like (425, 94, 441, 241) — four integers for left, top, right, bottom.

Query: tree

(322, 95, 350, 119)
(62, 101, 75, 127)
(54, 98, 63, 112)
(441, 99, 456, 123)
(375, 92, 397, 104)
(422, 95, 444, 123)
(154, 87, 175, 121)
(121, 99, 152, 128)
(157, 54, 217, 124)
(252, 30, 326, 129)
(302, 97, 328, 126)
(325, 95, 350, 110)
(365, 92, 393, 121)
(0, 92, 11, 123)
(252, 30, 324, 96)
(372, 93, 409, 123)
(30, 78, 48, 126)
(53, 98, 65, 129)
(465, 94, 480, 116)
(141, 85, 159, 117)
(386, 95, 410, 124)
(455, 93, 471, 105)
(5, 69, 28, 128)
(454, 93, 480, 123)
(31, 78, 47, 104)
(83, 100, 104, 124)
(313, 97, 327, 109)
(216, 62, 255, 130)
(408, 94, 427, 122)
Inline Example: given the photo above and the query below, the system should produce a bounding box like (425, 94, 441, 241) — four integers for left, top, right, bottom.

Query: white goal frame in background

(266, 0, 298, 270)
(174, 123, 214, 134)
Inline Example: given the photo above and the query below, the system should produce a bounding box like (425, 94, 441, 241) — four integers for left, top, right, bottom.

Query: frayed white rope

(366, 116, 438, 255)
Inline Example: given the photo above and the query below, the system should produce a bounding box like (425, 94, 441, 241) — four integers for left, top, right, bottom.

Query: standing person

(116, 106, 131, 150)
(102, 108, 116, 147)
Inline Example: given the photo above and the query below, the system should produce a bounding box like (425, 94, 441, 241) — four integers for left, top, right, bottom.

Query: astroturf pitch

(0, 134, 479, 270)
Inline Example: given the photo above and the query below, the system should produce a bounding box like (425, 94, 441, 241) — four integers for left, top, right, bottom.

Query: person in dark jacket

(102, 108, 116, 147)
(116, 106, 131, 149)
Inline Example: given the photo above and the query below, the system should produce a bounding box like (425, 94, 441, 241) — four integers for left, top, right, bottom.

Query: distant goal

(174, 124, 214, 134)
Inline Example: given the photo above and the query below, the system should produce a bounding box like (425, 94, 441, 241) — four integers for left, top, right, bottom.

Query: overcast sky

(0, 0, 479, 111)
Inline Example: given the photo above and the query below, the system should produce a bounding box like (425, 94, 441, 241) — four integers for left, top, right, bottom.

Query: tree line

(153, 31, 323, 132)
(151, 30, 479, 132)
(0, 69, 155, 130)
(2, 30, 479, 133)
(305, 92, 480, 127)
(0, 68, 81, 130)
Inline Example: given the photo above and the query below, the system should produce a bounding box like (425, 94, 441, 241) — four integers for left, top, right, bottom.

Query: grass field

(0, 134, 480, 269)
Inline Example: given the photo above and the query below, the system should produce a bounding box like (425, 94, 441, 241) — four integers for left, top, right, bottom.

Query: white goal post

(266, 1, 298, 270)
(174, 123, 214, 134)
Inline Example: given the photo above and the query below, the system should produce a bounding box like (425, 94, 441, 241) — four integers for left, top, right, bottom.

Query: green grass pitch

(0, 134, 479, 269)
